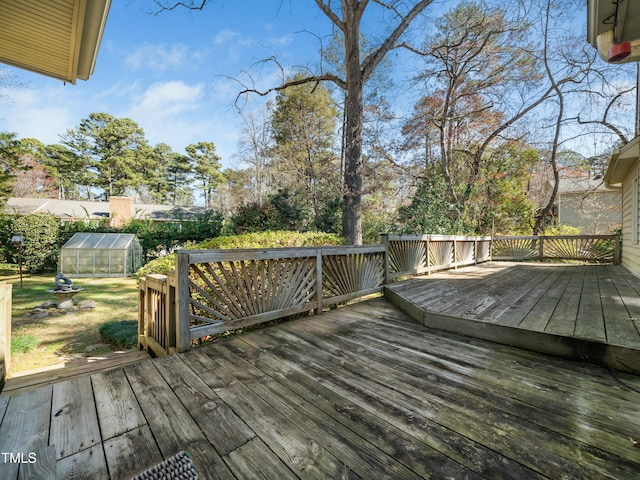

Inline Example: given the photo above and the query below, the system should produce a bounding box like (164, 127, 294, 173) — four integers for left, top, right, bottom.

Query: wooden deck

(2, 297, 640, 479)
(2, 350, 150, 395)
(386, 262, 640, 374)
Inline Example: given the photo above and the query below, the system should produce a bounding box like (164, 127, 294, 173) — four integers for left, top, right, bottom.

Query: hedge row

(136, 230, 345, 278)
(0, 212, 344, 275)
(0, 210, 225, 273)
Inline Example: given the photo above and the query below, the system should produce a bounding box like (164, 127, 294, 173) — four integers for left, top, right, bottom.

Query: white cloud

(0, 86, 74, 144)
(125, 43, 194, 73)
(130, 81, 203, 116)
(214, 29, 240, 45)
(124, 80, 213, 151)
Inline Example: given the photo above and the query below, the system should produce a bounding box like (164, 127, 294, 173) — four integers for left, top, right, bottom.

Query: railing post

(614, 235, 622, 265)
(380, 233, 390, 285)
(474, 238, 478, 264)
(138, 277, 146, 351)
(176, 251, 191, 352)
(453, 238, 458, 269)
(0, 283, 12, 390)
(167, 272, 177, 353)
(315, 249, 324, 314)
(539, 236, 544, 262)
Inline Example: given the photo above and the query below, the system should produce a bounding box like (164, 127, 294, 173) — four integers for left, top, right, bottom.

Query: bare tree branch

(314, 0, 346, 33)
(235, 72, 347, 107)
(152, 0, 208, 15)
(573, 87, 635, 144)
(362, 0, 433, 82)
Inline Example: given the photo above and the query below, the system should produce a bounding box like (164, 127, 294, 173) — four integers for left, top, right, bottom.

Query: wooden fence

(491, 235, 620, 264)
(139, 245, 386, 353)
(138, 233, 620, 354)
(381, 234, 492, 281)
(0, 283, 11, 390)
(138, 273, 177, 356)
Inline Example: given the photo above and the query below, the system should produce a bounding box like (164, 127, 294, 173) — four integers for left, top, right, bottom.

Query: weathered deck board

(124, 360, 236, 480)
(91, 368, 148, 442)
(103, 426, 162, 480)
(544, 265, 586, 336)
(575, 266, 606, 341)
(50, 376, 101, 459)
(1, 296, 640, 479)
(152, 354, 256, 457)
(2, 349, 149, 395)
(386, 262, 640, 372)
(322, 312, 640, 463)
(0, 387, 52, 480)
(251, 322, 640, 479)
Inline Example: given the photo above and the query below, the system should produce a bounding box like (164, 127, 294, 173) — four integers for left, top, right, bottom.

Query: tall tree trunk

(342, 6, 363, 245)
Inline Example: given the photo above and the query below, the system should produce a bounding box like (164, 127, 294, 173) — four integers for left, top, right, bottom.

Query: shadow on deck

(385, 262, 640, 374)
(2, 296, 640, 479)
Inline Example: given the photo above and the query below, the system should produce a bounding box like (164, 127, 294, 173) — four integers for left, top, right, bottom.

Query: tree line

(1, 0, 635, 243)
(0, 116, 224, 208)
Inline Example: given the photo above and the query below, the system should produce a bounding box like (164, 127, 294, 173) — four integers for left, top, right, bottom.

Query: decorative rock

(77, 300, 98, 310)
(36, 301, 57, 309)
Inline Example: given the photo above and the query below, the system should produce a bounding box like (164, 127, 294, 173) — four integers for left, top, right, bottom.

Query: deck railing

(138, 233, 620, 354)
(381, 234, 492, 281)
(0, 283, 11, 389)
(491, 235, 621, 264)
(138, 273, 177, 356)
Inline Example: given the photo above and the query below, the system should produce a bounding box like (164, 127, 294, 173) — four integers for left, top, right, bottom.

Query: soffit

(0, 0, 111, 84)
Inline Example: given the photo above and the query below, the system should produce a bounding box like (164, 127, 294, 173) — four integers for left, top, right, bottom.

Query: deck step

(384, 280, 640, 375)
(1, 350, 149, 395)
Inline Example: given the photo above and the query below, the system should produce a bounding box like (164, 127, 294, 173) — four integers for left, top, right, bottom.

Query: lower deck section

(385, 262, 640, 373)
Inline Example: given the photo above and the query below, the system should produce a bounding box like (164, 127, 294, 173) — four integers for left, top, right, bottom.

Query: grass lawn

(1, 264, 139, 374)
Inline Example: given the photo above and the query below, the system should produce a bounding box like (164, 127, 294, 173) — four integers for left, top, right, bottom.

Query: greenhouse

(60, 233, 143, 277)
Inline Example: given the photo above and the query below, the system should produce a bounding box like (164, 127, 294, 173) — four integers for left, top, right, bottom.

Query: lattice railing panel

(323, 252, 385, 298)
(455, 241, 475, 264)
(387, 240, 427, 274)
(429, 241, 454, 268)
(543, 237, 615, 262)
(491, 238, 538, 260)
(188, 258, 316, 325)
(477, 240, 491, 262)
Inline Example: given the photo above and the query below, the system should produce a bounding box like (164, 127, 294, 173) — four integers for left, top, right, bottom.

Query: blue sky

(0, 1, 348, 170)
(1, 1, 618, 175)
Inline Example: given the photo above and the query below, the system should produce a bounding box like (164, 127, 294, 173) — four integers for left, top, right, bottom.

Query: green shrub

(231, 189, 309, 233)
(362, 211, 398, 245)
(314, 196, 342, 234)
(125, 210, 224, 261)
(542, 224, 581, 236)
(397, 176, 466, 235)
(0, 214, 16, 263)
(230, 202, 280, 234)
(99, 320, 138, 349)
(12, 213, 60, 273)
(200, 230, 344, 249)
(137, 230, 345, 277)
(136, 254, 176, 278)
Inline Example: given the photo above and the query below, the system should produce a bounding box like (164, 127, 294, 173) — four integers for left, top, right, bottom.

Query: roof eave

(605, 136, 640, 187)
(76, 0, 112, 81)
(0, 0, 111, 84)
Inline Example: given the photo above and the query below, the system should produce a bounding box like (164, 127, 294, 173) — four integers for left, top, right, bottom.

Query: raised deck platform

(385, 262, 640, 374)
(2, 297, 640, 478)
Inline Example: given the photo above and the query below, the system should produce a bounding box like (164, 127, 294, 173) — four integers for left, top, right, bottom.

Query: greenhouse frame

(60, 233, 143, 277)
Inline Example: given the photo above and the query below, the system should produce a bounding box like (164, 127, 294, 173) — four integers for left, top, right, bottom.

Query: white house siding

(621, 164, 640, 278)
